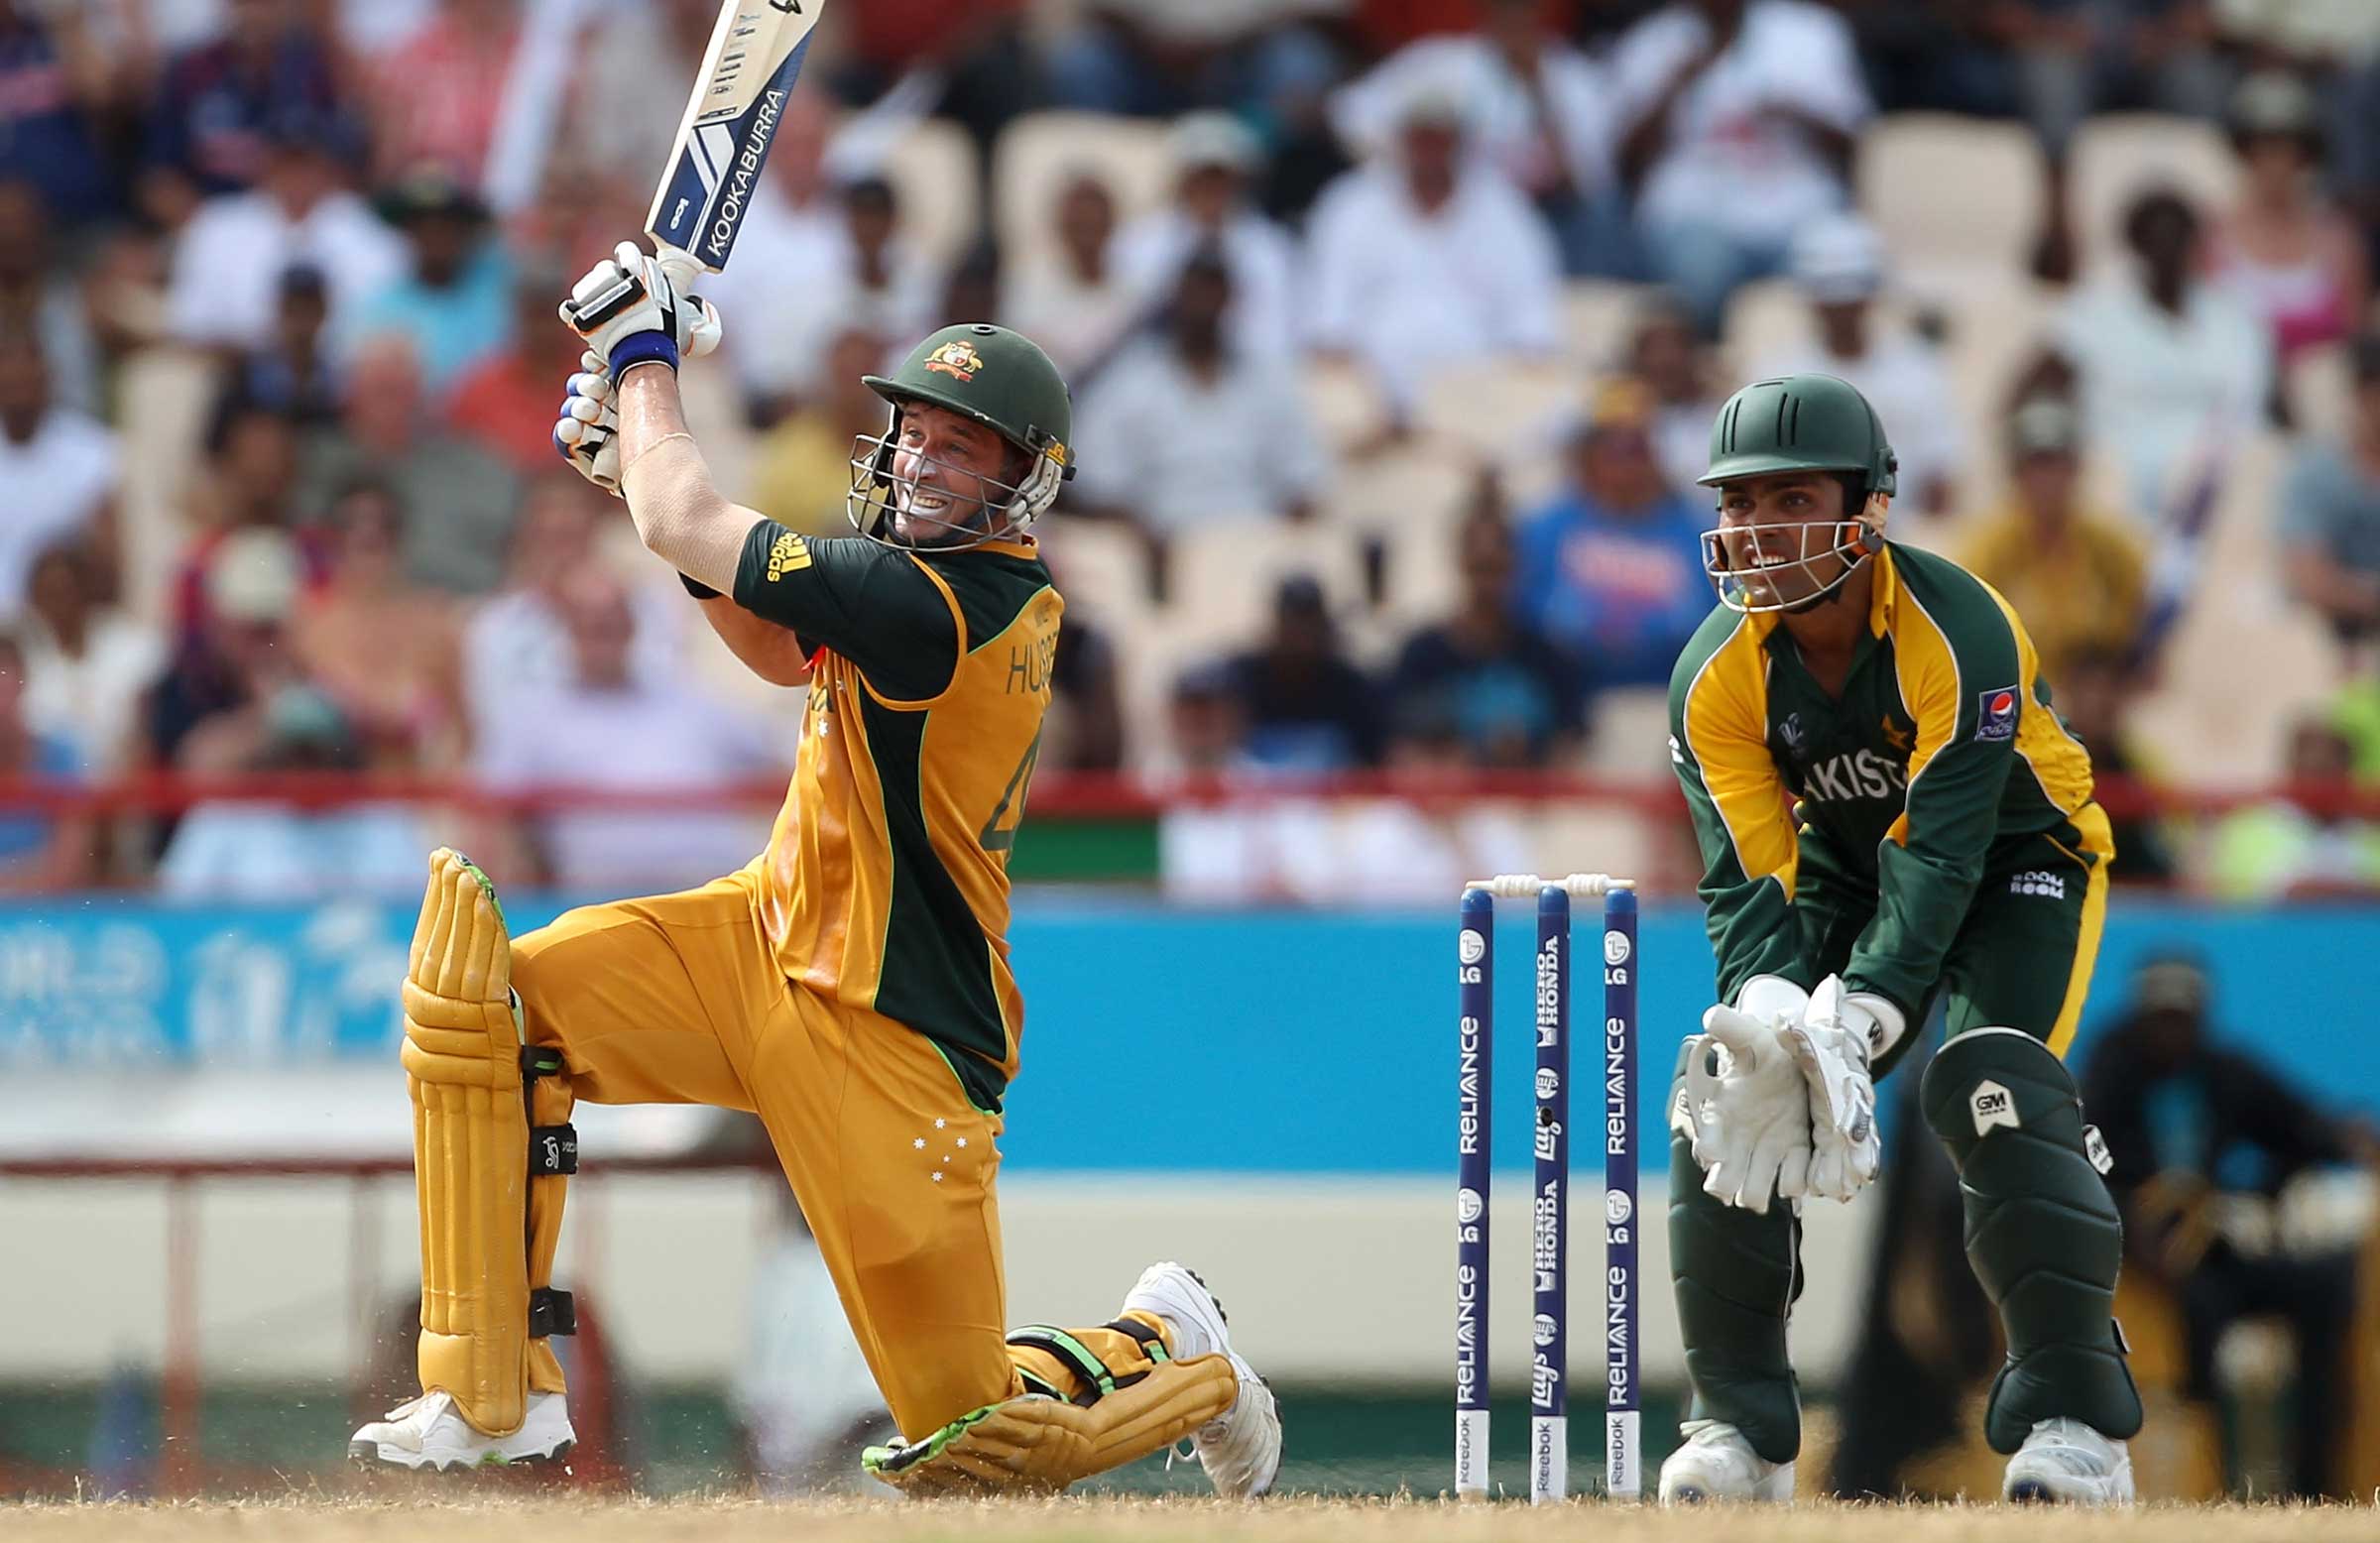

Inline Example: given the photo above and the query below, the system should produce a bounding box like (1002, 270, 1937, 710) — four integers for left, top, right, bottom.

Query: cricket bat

(645, 0, 828, 284)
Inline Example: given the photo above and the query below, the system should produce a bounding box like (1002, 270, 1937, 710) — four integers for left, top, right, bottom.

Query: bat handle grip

(654, 244, 703, 292)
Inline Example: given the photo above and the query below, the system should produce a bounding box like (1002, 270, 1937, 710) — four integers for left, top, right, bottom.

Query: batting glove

(557, 240, 724, 379)
(1779, 976, 1895, 1205)
(552, 353, 622, 496)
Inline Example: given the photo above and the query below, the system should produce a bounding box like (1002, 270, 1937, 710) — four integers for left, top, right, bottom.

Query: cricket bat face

(645, 0, 826, 275)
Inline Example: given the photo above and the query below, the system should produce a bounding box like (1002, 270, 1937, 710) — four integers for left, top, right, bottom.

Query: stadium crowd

(2, 0, 2380, 893)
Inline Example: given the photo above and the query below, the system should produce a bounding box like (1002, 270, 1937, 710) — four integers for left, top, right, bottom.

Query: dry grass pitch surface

(4, 1497, 2373, 1543)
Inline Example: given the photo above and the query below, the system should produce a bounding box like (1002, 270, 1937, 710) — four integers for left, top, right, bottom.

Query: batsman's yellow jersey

(729, 523, 1060, 1112)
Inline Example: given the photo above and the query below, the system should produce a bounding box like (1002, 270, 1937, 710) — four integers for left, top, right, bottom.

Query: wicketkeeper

(347, 243, 1281, 1496)
(1661, 373, 2141, 1503)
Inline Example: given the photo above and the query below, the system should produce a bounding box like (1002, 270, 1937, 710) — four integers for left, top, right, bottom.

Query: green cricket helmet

(851, 323, 1075, 549)
(1697, 373, 1899, 614)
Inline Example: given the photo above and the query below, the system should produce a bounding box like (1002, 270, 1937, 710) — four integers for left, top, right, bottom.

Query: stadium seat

(2069, 113, 2238, 277)
(993, 112, 1175, 280)
(1858, 114, 2044, 288)
(873, 117, 981, 269)
(1412, 356, 1581, 462)
(1303, 356, 1392, 452)
(1584, 687, 1674, 779)
(1155, 519, 1370, 661)
(1561, 281, 1661, 370)
(1934, 277, 2059, 514)
(1044, 518, 1156, 635)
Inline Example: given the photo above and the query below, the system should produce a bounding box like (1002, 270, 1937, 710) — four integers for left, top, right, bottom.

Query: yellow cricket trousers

(510, 868, 1162, 1439)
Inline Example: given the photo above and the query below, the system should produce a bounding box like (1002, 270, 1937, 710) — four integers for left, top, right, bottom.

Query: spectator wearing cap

(165, 106, 405, 353)
(0, 330, 118, 627)
(349, 169, 514, 394)
(1394, 503, 1585, 768)
(0, 179, 97, 416)
(2211, 69, 2369, 375)
(1753, 213, 1964, 519)
(2280, 336, 2380, 650)
(1304, 84, 1561, 409)
(1072, 250, 1329, 536)
(1005, 172, 1139, 379)
(304, 334, 520, 595)
(1332, 0, 1629, 277)
(1512, 378, 1709, 690)
(1607, 0, 1871, 335)
(142, 0, 348, 205)
(1114, 113, 1302, 363)
(0, 2, 118, 229)
(1961, 398, 2148, 686)
(2044, 186, 2271, 516)
(170, 404, 320, 646)
(1217, 576, 1385, 772)
(144, 527, 311, 772)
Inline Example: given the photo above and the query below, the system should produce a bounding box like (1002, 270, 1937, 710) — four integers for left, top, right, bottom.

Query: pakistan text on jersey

(1795, 746, 1910, 804)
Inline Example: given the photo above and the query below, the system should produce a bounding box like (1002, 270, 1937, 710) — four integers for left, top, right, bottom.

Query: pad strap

(528, 1288, 576, 1339)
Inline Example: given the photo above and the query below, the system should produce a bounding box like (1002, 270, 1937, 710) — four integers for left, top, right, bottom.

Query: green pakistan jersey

(729, 523, 1061, 1115)
(1666, 541, 2115, 1024)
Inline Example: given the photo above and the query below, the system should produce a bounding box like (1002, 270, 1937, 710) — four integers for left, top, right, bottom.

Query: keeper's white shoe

(1658, 1420, 1795, 1503)
(2002, 1418, 2135, 1504)
(1121, 1260, 1281, 1497)
(348, 1389, 575, 1472)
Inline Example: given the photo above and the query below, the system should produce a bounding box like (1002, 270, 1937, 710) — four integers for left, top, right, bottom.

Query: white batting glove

(1779, 976, 1894, 1204)
(552, 352, 621, 495)
(557, 240, 724, 378)
(1681, 978, 1813, 1215)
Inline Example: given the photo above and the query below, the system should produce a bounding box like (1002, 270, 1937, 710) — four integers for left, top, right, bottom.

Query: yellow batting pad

(402, 850, 543, 1438)
(863, 1355, 1237, 1495)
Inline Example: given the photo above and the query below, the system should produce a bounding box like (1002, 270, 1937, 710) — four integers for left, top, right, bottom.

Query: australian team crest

(924, 339, 984, 382)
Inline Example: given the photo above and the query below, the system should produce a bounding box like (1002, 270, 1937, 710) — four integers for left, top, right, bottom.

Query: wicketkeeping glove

(557, 240, 723, 379)
(552, 353, 622, 495)
(1779, 976, 1893, 1204)
(1682, 981, 1813, 1215)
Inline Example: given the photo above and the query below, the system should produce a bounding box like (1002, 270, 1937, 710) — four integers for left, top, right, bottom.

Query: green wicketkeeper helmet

(851, 323, 1075, 548)
(1696, 374, 1899, 614)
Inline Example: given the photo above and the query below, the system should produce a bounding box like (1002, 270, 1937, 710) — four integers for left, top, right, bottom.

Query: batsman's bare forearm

(616, 363, 764, 594)
(692, 593, 813, 687)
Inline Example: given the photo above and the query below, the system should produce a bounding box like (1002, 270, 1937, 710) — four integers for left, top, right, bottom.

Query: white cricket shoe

(1122, 1260, 1281, 1497)
(1658, 1420, 1795, 1503)
(2002, 1417, 2135, 1504)
(348, 1389, 575, 1472)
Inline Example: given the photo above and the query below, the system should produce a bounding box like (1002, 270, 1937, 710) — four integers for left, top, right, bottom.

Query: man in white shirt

(1004, 172, 1142, 378)
(1073, 250, 1329, 534)
(1113, 113, 1302, 362)
(166, 110, 407, 353)
(1610, 0, 1871, 334)
(2050, 187, 2273, 517)
(1304, 86, 1563, 411)
(1754, 213, 1966, 520)
(0, 332, 118, 623)
(695, 90, 852, 415)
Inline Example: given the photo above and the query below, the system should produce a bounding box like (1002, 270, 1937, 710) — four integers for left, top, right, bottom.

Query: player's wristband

(678, 572, 721, 601)
(608, 331, 679, 378)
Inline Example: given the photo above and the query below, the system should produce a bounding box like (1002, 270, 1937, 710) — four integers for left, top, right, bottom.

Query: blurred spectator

(1072, 251, 1327, 534)
(1629, 295, 1727, 493)
(0, 329, 119, 625)
(837, 175, 942, 356)
(2279, 335, 2380, 649)
(166, 108, 405, 352)
(1305, 87, 1560, 408)
(1754, 214, 1964, 518)
(0, 2, 119, 228)
(475, 560, 779, 890)
(369, 0, 573, 207)
(1047, 4, 1341, 122)
(141, 0, 346, 206)
(1513, 379, 1710, 688)
(2081, 952, 2363, 1498)
(1608, 0, 1870, 334)
(290, 482, 462, 769)
(214, 264, 344, 430)
(20, 542, 163, 776)
(1333, 0, 1629, 276)
(2333, 47, 2380, 276)
(175, 403, 313, 642)
(462, 474, 680, 749)
(1961, 398, 2148, 684)
(2053, 647, 2176, 884)
(145, 527, 310, 772)
(1004, 171, 1139, 378)
(1835, 1, 2017, 118)
(0, 628, 89, 892)
(1045, 618, 1126, 774)
(569, 0, 722, 183)
(938, 238, 1006, 337)
(829, 0, 1036, 182)
(2046, 187, 2270, 516)
(1114, 114, 1300, 363)
(2216, 0, 2380, 66)
(304, 335, 521, 595)
(1393, 506, 1584, 767)
(750, 328, 893, 537)
(699, 89, 851, 416)
(1218, 576, 1383, 772)
(0, 179, 98, 415)
(1155, 662, 1256, 778)
(351, 168, 514, 394)
(445, 254, 583, 476)
(2205, 716, 2380, 899)
(2212, 70, 2367, 378)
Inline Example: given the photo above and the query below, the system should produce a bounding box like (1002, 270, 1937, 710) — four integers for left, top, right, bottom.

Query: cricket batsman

(1660, 374, 2140, 1503)
(347, 244, 1281, 1496)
